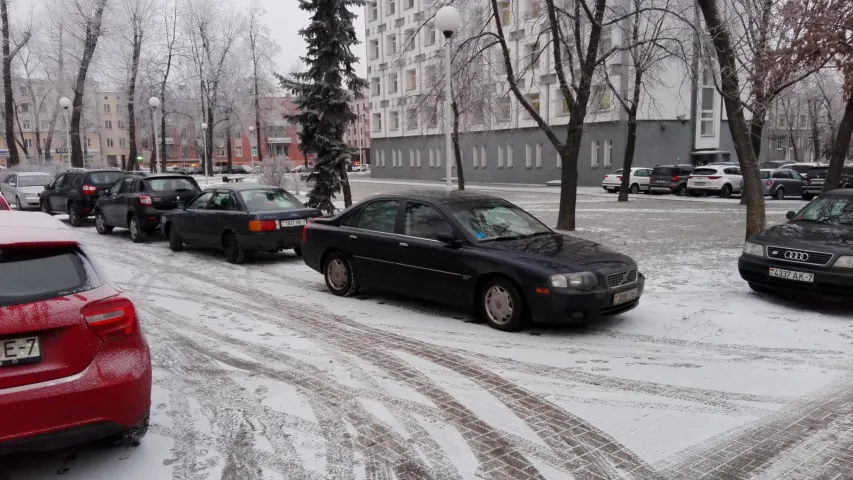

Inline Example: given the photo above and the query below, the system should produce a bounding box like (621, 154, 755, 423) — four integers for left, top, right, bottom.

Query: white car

(601, 168, 653, 194)
(686, 165, 743, 198)
(1, 171, 54, 210)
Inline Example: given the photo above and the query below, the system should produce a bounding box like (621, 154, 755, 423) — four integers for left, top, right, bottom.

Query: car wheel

(294, 246, 303, 257)
(629, 184, 640, 195)
(480, 277, 526, 332)
(719, 185, 733, 198)
(106, 414, 149, 447)
(324, 252, 358, 297)
(168, 225, 183, 252)
(40, 200, 53, 215)
(223, 232, 247, 264)
(773, 187, 785, 200)
(95, 210, 113, 235)
(802, 193, 814, 201)
(68, 204, 83, 227)
(677, 185, 688, 196)
(129, 216, 147, 243)
(15, 196, 22, 210)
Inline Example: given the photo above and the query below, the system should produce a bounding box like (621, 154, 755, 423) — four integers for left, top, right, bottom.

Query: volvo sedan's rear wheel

(324, 252, 358, 297)
(480, 278, 526, 332)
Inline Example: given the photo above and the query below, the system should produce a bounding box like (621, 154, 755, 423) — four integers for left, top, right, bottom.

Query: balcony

(267, 137, 292, 144)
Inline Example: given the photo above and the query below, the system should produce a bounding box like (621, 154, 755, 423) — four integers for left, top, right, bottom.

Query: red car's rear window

(0, 247, 98, 307)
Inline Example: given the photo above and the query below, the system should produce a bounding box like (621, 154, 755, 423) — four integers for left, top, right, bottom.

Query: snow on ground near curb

(2, 183, 850, 480)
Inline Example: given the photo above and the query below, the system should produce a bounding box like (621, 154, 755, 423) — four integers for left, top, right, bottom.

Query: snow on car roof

(14, 171, 53, 176)
(0, 212, 78, 246)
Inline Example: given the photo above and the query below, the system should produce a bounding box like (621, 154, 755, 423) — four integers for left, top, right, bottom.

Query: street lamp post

(201, 122, 208, 183)
(149, 97, 161, 172)
(59, 97, 72, 166)
(435, 6, 461, 193)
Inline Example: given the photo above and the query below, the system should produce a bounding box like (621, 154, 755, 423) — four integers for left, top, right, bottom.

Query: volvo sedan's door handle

(349, 234, 358, 240)
(399, 242, 409, 248)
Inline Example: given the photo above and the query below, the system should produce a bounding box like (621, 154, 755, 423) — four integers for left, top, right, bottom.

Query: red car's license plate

(0, 336, 42, 366)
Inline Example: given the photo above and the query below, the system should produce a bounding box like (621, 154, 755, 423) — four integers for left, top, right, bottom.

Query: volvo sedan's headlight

(743, 241, 764, 257)
(833, 256, 853, 269)
(548, 272, 599, 290)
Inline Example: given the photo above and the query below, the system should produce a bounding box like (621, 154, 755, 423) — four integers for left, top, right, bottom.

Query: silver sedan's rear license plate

(281, 219, 307, 227)
(613, 288, 639, 305)
(0, 336, 41, 366)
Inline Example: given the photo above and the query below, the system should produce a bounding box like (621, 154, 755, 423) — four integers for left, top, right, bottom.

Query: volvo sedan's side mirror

(786, 211, 796, 220)
(436, 232, 460, 246)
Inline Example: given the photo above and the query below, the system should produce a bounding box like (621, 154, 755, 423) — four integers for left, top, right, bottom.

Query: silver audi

(0, 172, 54, 210)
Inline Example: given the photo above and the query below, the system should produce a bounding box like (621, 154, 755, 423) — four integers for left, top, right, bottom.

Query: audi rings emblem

(784, 251, 809, 261)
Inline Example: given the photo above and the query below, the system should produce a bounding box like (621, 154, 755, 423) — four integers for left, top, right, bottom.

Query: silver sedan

(0, 172, 54, 210)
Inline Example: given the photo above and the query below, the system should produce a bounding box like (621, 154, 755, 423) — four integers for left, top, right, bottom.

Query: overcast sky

(257, 1, 367, 79)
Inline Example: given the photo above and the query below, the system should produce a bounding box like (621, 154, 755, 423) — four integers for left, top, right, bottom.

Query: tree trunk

(160, 111, 167, 172)
(206, 108, 214, 174)
(741, 116, 767, 204)
(557, 119, 583, 231)
(451, 100, 465, 190)
(149, 108, 158, 172)
(823, 95, 853, 193)
(338, 157, 352, 208)
(253, 69, 263, 164)
(226, 123, 233, 172)
(43, 104, 59, 161)
(788, 133, 799, 163)
(70, 1, 107, 168)
(697, 0, 766, 238)
(127, 26, 142, 173)
(1, 0, 19, 167)
(810, 102, 821, 163)
(618, 119, 638, 202)
(29, 89, 42, 159)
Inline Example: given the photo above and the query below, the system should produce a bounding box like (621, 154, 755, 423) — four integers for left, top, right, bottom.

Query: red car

(0, 212, 151, 453)
(0, 194, 9, 210)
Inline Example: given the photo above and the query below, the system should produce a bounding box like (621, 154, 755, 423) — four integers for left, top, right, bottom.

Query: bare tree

(246, 1, 279, 166)
(1, 0, 31, 167)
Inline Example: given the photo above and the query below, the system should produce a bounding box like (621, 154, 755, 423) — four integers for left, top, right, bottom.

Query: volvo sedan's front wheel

(480, 277, 526, 332)
(324, 252, 358, 297)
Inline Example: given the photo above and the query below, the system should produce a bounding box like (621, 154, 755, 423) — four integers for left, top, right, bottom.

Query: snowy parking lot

(2, 180, 852, 480)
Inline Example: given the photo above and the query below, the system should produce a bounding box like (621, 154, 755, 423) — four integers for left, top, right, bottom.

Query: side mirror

(786, 211, 796, 220)
(436, 232, 460, 246)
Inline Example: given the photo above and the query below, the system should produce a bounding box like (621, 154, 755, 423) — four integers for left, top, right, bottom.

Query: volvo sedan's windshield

(449, 201, 552, 241)
(793, 196, 853, 226)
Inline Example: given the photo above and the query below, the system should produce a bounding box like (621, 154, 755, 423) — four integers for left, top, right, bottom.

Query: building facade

(362, 0, 819, 185)
(344, 92, 371, 165)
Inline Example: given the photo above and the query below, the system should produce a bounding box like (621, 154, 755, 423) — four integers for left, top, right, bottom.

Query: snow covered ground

(2, 180, 852, 480)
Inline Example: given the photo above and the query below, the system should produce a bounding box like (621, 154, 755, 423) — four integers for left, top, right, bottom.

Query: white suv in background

(601, 168, 653, 194)
(686, 165, 743, 198)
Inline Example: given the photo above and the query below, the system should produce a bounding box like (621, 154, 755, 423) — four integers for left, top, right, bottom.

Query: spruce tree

(282, 0, 367, 214)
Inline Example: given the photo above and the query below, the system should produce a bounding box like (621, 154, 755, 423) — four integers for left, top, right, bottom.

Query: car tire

(168, 225, 183, 252)
(294, 246, 303, 257)
(773, 187, 785, 200)
(223, 233, 247, 264)
(802, 193, 814, 201)
(95, 210, 113, 235)
(324, 252, 358, 297)
(677, 185, 688, 196)
(480, 277, 526, 332)
(68, 204, 83, 227)
(719, 185, 733, 198)
(40, 200, 53, 215)
(129, 216, 147, 243)
(106, 414, 149, 447)
(629, 184, 640, 195)
(15, 196, 22, 210)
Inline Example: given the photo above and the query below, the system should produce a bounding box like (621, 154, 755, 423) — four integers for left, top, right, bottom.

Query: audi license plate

(769, 268, 814, 283)
(613, 288, 639, 305)
(280, 219, 307, 227)
(0, 336, 41, 367)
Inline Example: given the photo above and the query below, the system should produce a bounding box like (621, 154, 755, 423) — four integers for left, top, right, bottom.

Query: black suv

(739, 188, 853, 297)
(802, 166, 853, 200)
(649, 164, 694, 196)
(94, 174, 201, 242)
(40, 169, 125, 226)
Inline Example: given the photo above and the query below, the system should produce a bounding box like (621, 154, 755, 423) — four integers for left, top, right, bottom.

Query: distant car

(351, 164, 368, 172)
(301, 191, 645, 332)
(39, 169, 125, 226)
(761, 168, 805, 200)
(650, 164, 695, 196)
(802, 166, 853, 200)
(739, 188, 853, 297)
(0, 194, 8, 210)
(686, 165, 743, 198)
(0, 172, 54, 211)
(162, 184, 322, 264)
(94, 174, 201, 243)
(226, 165, 252, 174)
(0, 212, 151, 454)
(601, 168, 653, 194)
(760, 161, 788, 169)
(780, 162, 824, 180)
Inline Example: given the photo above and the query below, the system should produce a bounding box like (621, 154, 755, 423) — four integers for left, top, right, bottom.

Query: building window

(252, 146, 258, 156)
(427, 106, 438, 128)
(370, 77, 381, 96)
(604, 140, 612, 167)
(557, 152, 562, 168)
(118, 120, 125, 129)
(799, 113, 807, 128)
(429, 148, 435, 167)
(236, 146, 243, 157)
(525, 93, 540, 116)
(380, 150, 386, 167)
(425, 26, 436, 46)
(387, 0, 395, 15)
(591, 140, 599, 167)
(406, 69, 417, 91)
(416, 149, 421, 167)
(87, 138, 91, 148)
(40, 121, 49, 130)
(409, 149, 415, 167)
(775, 138, 784, 150)
(19, 102, 29, 113)
(217, 147, 225, 156)
(372, 112, 382, 132)
(700, 68, 715, 136)
(525, 144, 532, 168)
(388, 72, 398, 94)
(494, 49, 508, 75)
(389, 110, 400, 130)
(593, 84, 611, 110)
(560, 95, 570, 115)
(118, 138, 126, 147)
(22, 120, 31, 130)
(116, 104, 123, 113)
(107, 138, 114, 147)
(404, 29, 415, 51)
(480, 146, 487, 169)
(436, 147, 441, 168)
(507, 145, 514, 168)
(535, 143, 542, 168)
(404, 0, 414, 9)
(599, 27, 613, 56)
(496, 96, 511, 122)
(406, 109, 418, 130)
(369, 39, 379, 60)
(498, 0, 511, 25)
(103, 104, 110, 113)
(497, 145, 504, 168)
(473, 146, 479, 168)
(369, 1, 378, 21)
(24, 138, 32, 148)
(387, 34, 397, 55)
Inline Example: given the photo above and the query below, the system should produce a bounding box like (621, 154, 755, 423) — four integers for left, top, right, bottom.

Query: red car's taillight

(82, 297, 137, 341)
(672, 176, 679, 182)
(82, 184, 97, 195)
(766, 179, 773, 186)
(139, 195, 153, 205)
